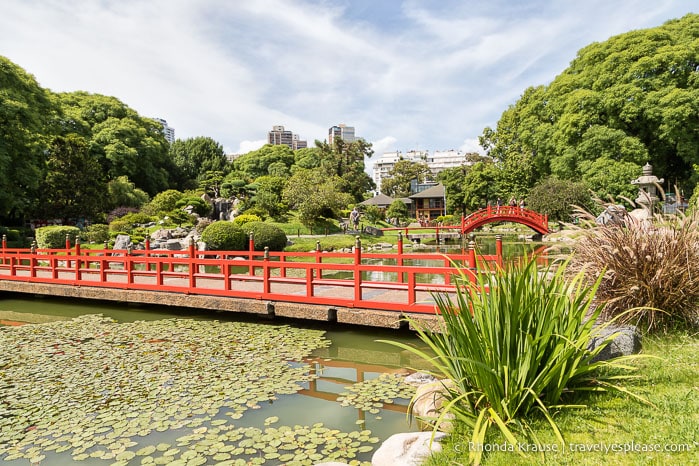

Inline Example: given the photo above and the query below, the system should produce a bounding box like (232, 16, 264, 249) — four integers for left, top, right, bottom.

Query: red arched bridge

(460, 206, 549, 235)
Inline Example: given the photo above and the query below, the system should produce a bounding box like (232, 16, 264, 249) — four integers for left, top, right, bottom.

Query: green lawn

(423, 332, 699, 465)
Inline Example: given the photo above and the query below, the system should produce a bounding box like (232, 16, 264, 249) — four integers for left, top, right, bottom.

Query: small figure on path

(350, 208, 360, 230)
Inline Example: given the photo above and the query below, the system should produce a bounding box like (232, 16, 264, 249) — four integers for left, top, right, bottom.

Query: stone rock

(112, 234, 131, 250)
(411, 380, 456, 432)
(371, 431, 446, 466)
(150, 229, 172, 241)
(363, 225, 383, 236)
(404, 372, 436, 385)
(588, 325, 642, 362)
(165, 239, 182, 251)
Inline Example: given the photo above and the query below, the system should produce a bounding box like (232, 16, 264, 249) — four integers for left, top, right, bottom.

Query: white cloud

(460, 138, 486, 155)
(0, 0, 693, 157)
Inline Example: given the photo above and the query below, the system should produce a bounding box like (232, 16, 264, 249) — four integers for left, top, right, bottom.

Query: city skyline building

(154, 118, 175, 144)
(268, 125, 307, 150)
(328, 124, 356, 146)
(371, 149, 472, 193)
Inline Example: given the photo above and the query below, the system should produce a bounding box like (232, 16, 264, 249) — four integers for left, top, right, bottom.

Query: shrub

(175, 196, 212, 217)
(243, 222, 287, 251)
(82, 224, 110, 244)
(109, 212, 157, 233)
(141, 189, 184, 216)
(232, 214, 262, 226)
(35, 226, 81, 248)
(107, 207, 138, 223)
(201, 221, 247, 251)
(381, 256, 647, 465)
(0, 227, 21, 242)
(569, 210, 699, 331)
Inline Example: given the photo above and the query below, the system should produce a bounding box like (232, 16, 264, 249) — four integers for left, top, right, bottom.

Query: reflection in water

(0, 295, 425, 457)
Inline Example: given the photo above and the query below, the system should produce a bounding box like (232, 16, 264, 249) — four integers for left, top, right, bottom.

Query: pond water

(0, 296, 428, 465)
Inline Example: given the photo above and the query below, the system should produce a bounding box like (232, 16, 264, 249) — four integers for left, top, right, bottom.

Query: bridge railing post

(74, 237, 81, 281)
(315, 241, 322, 280)
(397, 232, 404, 283)
(468, 240, 477, 278)
(248, 233, 255, 276)
(188, 238, 196, 290)
(354, 236, 362, 302)
(263, 247, 271, 294)
(29, 241, 37, 278)
(495, 234, 503, 266)
(1, 234, 5, 265)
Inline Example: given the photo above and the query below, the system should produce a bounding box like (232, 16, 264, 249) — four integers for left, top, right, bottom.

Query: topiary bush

(232, 214, 262, 226)
(201, 221, 247, 251)
(35, 226, 81, 248)
(243, 222, 288, 251)
(82, 224, 110, 244)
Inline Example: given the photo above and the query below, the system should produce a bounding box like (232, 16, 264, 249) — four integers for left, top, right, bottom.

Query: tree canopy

(480, 14, 699, 201)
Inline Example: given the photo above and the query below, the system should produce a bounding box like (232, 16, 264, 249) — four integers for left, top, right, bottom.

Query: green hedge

(201, 221, 247, 251)
(243, 222, 287, 251)
(232, 214, 262, 226)
(35, 226, 81, 248)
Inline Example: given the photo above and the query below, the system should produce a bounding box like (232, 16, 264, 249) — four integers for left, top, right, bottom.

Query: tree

(233, 144, 294, 180)
(251, 175, 287, 219)
(316, 139, 375, 202)
(35, 135, 106, 221)
(526, 177, 593, 222)
(198, 171, 225, 198)
(57, 91, 174, 195)
(480, 14, 699, 197)
(169, 137, 229, 190)
(141, 189, 184, 216)
(106, 176, 150, 209)
(0, 56, 57, 221)
(579, 157, 641, 201)
(282, 168, 352, 229)
(385, 199, 409, 224)
(381, 159, 432, 198)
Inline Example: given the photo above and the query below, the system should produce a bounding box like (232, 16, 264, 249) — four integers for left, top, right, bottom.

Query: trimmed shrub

(201, 221, 247, 251)
(232, 214, 262, 226)
(109, 212, 157, 233)
(175, 196, 212, 217)
(82, 224, 110, 244)
(244, 222, 287, 251)
(35, 226, 81, 248)
(0, 227, 21, 242)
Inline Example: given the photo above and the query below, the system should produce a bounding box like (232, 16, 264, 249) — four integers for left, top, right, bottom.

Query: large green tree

(57, 91, 173, 195)
(316, 139, 375, 202)
(282, 168, 352, 228)
(380, 159, 432, 198)
(481, 14, 699, 198)
(0, 56, 57, 221)
(35, 135, 106, 221)
(169, 136, 229, 190)
(233, 144, 295, 180)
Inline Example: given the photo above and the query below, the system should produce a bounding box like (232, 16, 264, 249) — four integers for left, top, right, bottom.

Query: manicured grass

(423, 332, 699, 465)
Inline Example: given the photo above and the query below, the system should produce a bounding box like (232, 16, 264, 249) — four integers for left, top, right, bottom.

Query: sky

(1, 0, 695, 168)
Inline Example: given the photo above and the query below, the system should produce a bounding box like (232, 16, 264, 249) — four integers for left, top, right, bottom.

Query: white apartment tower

(154, 118, 175, 144)
(372, 149, 471, 193)
(328, 124, 356, 146)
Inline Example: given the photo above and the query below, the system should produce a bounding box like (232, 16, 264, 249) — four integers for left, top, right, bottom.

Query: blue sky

(0, 1, 695, 166)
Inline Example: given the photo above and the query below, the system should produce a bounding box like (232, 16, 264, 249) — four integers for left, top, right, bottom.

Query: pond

(0, 296, 429, 466)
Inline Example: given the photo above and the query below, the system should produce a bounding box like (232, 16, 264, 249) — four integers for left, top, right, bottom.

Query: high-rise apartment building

(328, 124, 356, 146)
(372, 149, 471, 194)
(268, 125, 307, 150)
(154, 118, 175, 144)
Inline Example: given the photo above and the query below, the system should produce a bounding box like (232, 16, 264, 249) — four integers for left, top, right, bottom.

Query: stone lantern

(631, 162, 664, 212)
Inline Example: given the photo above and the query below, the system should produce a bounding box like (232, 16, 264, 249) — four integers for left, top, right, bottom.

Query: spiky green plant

(381, 256, 649, 465)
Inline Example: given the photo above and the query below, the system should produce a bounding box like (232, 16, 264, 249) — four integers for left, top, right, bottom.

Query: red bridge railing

(0, 235, 506, 315)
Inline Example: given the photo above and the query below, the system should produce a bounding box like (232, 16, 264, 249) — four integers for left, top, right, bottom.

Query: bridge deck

(0, 244, 503, 329)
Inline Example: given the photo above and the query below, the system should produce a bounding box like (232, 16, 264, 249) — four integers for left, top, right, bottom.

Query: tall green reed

(382, 256, 649, 465)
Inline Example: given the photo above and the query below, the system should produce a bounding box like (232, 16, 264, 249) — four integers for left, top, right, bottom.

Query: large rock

(411, 379, 456, 432)
(112, 234, 131, 250)
(371, 432, 446, 466)
(588, 325, 642, 362)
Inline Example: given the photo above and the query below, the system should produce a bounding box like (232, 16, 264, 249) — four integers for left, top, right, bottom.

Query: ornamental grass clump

(569, 206, 699, 332)
(382, 256, 648, 465)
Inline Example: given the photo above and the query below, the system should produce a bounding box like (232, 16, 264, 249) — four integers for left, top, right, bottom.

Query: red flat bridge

(0, 236, 508, 329)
